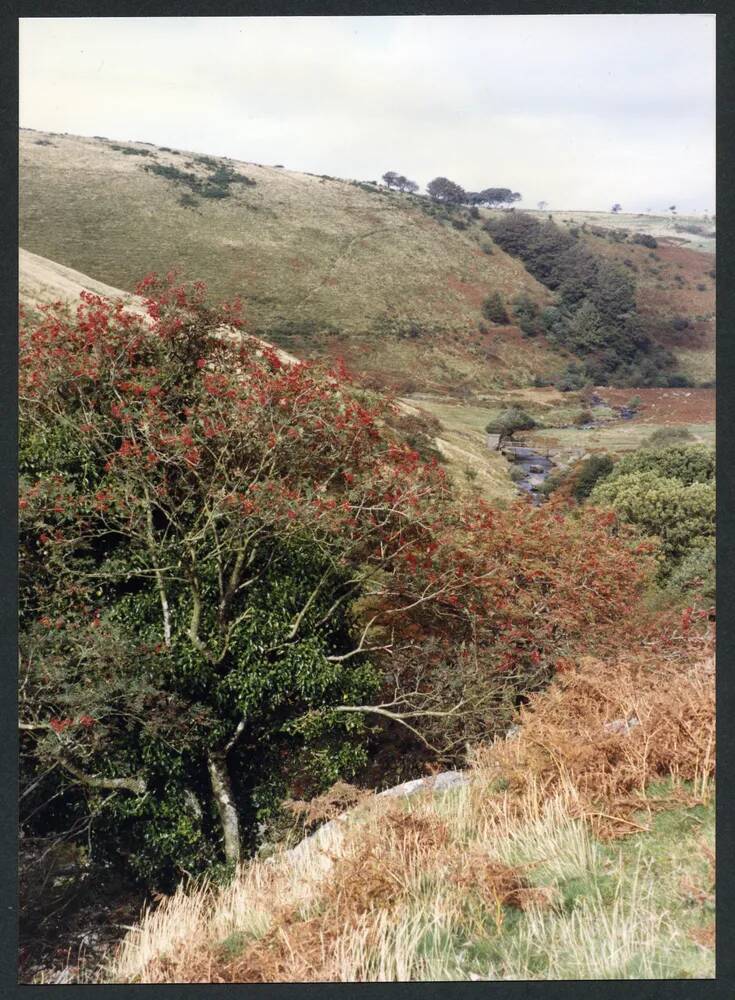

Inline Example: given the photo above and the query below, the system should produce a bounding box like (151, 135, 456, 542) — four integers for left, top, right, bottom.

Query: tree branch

(57, 758, 147, 795)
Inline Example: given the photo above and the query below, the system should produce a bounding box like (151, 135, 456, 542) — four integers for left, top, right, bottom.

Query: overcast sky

(20, 14, 715, 213)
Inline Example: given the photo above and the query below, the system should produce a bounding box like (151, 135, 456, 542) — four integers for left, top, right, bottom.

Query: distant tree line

(381, 171, 419, 193)
(382, 171, 521, 208)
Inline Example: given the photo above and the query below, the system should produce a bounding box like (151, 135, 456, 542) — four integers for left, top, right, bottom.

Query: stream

(499, 394, 636, 504)
(503, 446, 555, 503)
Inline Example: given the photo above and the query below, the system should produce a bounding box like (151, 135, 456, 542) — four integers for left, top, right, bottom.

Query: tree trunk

(207, 752, 241, 865)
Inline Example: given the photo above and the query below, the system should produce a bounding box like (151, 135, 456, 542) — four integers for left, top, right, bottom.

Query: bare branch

(325, 615, 391, 662)
(56, 758, 147, 795)
(315, 699, 466, 752)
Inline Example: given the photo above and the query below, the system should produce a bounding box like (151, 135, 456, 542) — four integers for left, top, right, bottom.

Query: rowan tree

(19, 276, 655, 886)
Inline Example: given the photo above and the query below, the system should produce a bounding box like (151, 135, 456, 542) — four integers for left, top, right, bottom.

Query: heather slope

(572, 226, 715, 384)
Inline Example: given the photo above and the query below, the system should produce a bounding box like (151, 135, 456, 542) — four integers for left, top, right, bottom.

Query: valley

(20, 129, 714, 393)
(18, 128, 716, 985)
(18, 130, 715, 507)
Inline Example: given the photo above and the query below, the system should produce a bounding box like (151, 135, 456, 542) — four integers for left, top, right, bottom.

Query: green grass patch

(401, 785, 715, 980)
(528, 421, 715, 457)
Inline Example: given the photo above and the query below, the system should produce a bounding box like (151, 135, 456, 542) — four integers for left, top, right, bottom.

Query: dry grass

(474, 651, 715, 837)
(107, 637, 715, 983)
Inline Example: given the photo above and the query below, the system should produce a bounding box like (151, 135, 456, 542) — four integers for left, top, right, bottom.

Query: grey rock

(378, 770, 469, 799)
(603, 715, 640, 736)
(273, 770, 471, 867)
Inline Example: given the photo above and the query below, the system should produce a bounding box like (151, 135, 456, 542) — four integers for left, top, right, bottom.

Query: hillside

(20, 129, 564, 393)
(20, 130, 715, 392)
(570, 225, 715, 385)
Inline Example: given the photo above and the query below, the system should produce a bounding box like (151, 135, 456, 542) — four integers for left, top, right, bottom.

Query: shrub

(555, 364, 587, 392)
(111, 144, 152, 156)
(512, 293, 538, 323)
(632, 233, 658, 248)
(143, 162, 255, 200)
(573, 409, 594, 426)
(666, 373, 694, 388)
(193, 154, 219, 169)
(199, 185, 230, 200)
(538, 469, 568, 497)
(663, 538, 715, 604)
(482, 292, 509, 324)
(572, 453, 614, 501)
(209, 164, 256, 188)
(610, 444, 714, 487)
(645, 427, 694, 447)
(507, 464, 526, 482)
(590, 470, 714, 569)
(144, 162, 198, 185)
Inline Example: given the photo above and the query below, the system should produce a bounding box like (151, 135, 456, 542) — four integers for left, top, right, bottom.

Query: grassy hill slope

(20, 131, 715, 389)
(20, 129, 565, 392)
(19, 247, 144, 311)
(534, 209, 715, 255)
